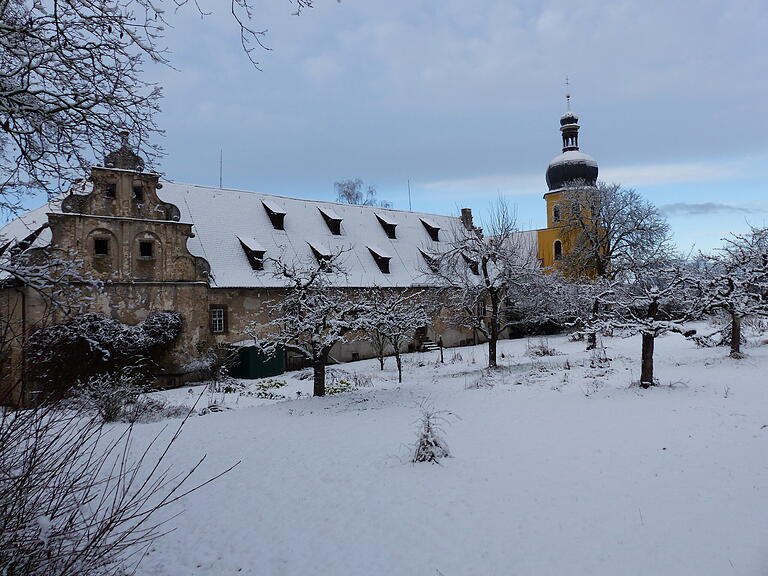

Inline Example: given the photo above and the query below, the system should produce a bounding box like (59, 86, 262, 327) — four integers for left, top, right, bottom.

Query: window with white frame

(210, 307, 227, 333)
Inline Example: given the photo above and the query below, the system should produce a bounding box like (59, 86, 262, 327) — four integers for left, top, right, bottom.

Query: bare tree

(245, 251, 369, 397)
(334, 178, 392, 208)
(427, 199, 540, 368)
(589, 267, 697, 387)
(362, 289, 431, 383)
(559, 181, 673, 280)
(696, 226, 768, 357)
(0, 0, 313, 217)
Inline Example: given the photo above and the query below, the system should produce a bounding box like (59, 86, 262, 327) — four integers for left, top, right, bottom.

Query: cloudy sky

(146, 0, 767, 252)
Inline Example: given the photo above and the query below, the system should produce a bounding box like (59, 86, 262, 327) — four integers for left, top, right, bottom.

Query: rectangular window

(133, 184, 144, 203)
(104, 183, 117, 199)
(210, 307, 227, 334)
(139, 240, 154, 258)
(94, 238, 109, 256)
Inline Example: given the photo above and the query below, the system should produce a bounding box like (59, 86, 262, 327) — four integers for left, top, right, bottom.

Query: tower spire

(565, 76, 571, 111)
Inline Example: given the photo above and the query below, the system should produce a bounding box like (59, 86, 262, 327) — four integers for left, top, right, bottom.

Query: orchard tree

(334, 178, 392, 208)
(589, 267, 696, 388)
(697, 227, 768, 357)
(363, 289, 431, 383)
(246, 251, 369, 397)
(427, 199, 540, 368)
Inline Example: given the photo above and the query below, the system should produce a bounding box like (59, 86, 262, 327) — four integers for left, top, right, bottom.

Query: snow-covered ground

(132, 329, 768, 576)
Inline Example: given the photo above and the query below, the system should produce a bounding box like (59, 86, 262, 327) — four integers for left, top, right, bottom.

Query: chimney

(460, 208, 474, 231)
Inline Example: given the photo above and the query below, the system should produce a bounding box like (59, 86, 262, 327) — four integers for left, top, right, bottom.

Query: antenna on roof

(408, 179, 412, 212)
(218, 149, 223, 188)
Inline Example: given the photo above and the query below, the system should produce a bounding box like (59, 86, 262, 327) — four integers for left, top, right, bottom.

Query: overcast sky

(146, 0, 767, 252)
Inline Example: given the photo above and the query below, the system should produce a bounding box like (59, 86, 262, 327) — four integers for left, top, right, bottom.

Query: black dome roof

(546, 150, 598, 191)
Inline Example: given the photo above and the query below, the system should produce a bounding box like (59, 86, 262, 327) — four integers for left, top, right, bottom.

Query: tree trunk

(488, 300, 498, 368)
(313, 359, 326, 397)
(395, 351, 403, 383)
(587, 298, 599, 350)
(378, 353, 385, 371)
(640, 332, 655, 388)
(730, 313, 743, 358)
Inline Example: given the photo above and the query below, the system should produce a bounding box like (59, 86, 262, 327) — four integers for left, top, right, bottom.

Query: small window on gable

(554, 240, 563, 261)
(375, 214, 397, 239)
(133, 183, 144, 203)
(420, 218, 440, 241)
(238, 236, 266, 271)
(462, 254, 480, 275)
(210, 306, 228, 334)
(104, 182, 117, 199)
(368, 246, 391, 274)
(419, 249, 439, 272)
(139, 240, 154, 258)
(262, 200, 286, 230)
(553, 205, 561, 223)
(319, 207, 342, 235)
(94, 237, 109, 256)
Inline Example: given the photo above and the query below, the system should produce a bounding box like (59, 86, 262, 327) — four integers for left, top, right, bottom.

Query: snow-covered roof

(0, 198, 63, 253)
(548, 150, 598, 168)
(155, 182, 473, 288)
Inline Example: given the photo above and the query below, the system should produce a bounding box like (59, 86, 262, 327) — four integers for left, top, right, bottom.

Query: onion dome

(104, 130, 145, 172)
(545, 110, 598, 192)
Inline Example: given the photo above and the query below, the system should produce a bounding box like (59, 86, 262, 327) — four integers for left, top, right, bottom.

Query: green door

(229, 346, 285, 379)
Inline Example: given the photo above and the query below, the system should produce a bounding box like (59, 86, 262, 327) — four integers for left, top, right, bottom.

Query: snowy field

(131, 329, 768, 576)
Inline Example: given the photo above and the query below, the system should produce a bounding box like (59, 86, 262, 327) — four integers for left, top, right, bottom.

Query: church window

(262, 200, 286, 230)
(94, 237, 110, 256)
(133, 183, 144, 203)
(375, 214, 397, 239)
(210, 306, 228, 334)
(139, 240, 154, 258)
(420, 218, 440, 241)
(553, 205, 561, 223)
(554, 240, 563, 261)
(104, 182, 117, 199)
(319, 207, 342, 235)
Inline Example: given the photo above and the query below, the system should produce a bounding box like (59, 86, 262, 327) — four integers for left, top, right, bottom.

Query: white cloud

(600, 162, 736, 187)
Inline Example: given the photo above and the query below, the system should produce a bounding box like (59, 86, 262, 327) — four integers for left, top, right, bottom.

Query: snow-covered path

(135, 332, 768, 575)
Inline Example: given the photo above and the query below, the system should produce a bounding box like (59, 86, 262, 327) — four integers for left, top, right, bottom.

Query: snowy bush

(67, 366, 147, 422)
(526, 337, 559, 357)
(26, 311, 182, 400)
(412, 405, 455, 464)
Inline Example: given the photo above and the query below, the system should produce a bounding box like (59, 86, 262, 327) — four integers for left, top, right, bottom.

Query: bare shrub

(0, 402, 235, 576)
(66, 366, 147, 423)
(412, 404, 456, 464)
(526, 337, 559, 357)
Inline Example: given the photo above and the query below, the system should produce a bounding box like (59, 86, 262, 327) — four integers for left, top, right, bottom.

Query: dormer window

(318, 207, 342, 235)
(420, 218, 440, 241)
(419, 249, 439, 272)
(307, 241, 332, 265)
(94, 237, 110, 256)
(133, 183, 144, 203)
(238, 236, 266, 271)
(462, 254, 479, 275)
(104, 182, 117, 199)
(139, 240, 154, 259)
(262, 199, 286, 230)
(375, 214, 397, 239)
(368, 246, 391, 274)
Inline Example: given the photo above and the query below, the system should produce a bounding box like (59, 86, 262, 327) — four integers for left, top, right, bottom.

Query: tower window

(133, 183, 144, 203)
(554, 240, 563, 261)
(139, 240, 154, 258)
(553, 205, 561, 223)
(94, 237, 109, 256)
(104, 183, 117, 199)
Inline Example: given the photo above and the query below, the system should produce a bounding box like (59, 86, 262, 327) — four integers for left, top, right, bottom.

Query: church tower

(537, 94, 599, 268)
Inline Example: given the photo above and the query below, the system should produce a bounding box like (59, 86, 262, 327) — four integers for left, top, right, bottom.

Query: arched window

(554, 240, 563, 261)
(553, 205, 561, 223)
